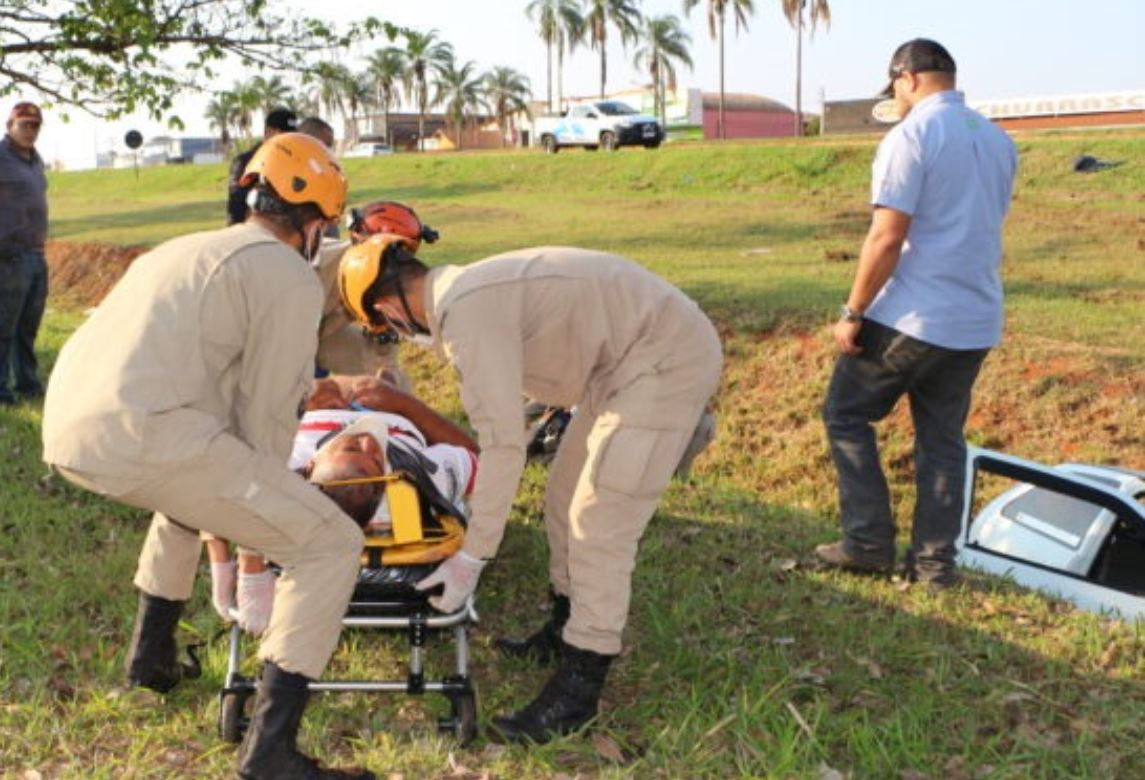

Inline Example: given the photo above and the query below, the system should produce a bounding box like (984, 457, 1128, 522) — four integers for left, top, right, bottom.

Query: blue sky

(29, 0, 1145, 168)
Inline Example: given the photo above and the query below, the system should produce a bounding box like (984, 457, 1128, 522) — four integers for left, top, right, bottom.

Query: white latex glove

(236, 570, 276, 637)
(415, 550, 485, 613)
(210, 560, 237, 622)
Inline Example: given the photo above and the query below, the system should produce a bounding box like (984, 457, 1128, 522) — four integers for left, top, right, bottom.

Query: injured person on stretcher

(207, 374, 478, 635)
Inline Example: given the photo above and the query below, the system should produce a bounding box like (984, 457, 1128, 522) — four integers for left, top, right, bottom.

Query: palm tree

(249, 74, 292, 114)
(306, 62, 353, 127)
(556, 2, 586, 112)
(683, 0, 754, 140)
(584, 0, 643, 99)
(781, 0, 830, 137)
(366, 47, 404, 145)
(633, 14, 692, 129)
(526, 0, 583, 113)
(483, 66, 532, 147)
(205, 91, 239, 152)
(229, 79, 262, 140)
(398, 29, 454, 151)
(344, 73, 375, 146)
(433, 58, 484, 150)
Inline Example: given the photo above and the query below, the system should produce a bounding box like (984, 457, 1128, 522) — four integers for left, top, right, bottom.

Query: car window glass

(596, 102, 636, 116)
(1001, 488, 1105, 549)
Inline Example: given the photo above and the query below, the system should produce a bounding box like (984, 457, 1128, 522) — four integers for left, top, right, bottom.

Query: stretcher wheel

(439, 689, 478, 744)
(218, 689, 253, 744)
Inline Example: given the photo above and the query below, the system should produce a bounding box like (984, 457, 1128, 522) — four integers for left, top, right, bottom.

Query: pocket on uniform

(593, 426, 677, 498)
(229, 457, 347, 549)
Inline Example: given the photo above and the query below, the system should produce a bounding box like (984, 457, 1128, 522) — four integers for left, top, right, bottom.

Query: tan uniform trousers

(62, 434, 362, 680)
(543, 325, 722, 656)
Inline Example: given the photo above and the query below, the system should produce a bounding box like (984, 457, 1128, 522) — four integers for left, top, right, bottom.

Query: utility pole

(794, 1, 804, 137)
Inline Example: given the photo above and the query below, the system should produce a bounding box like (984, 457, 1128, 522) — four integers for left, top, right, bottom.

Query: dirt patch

(46, 240, 147, 308)
(711, 329, 1143, 513)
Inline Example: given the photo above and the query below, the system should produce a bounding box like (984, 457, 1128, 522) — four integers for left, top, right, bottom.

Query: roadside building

(822, 88, 1145, 134)
(699, 92, 797, 139)
(970, 90, 1145, 131)
(95, 136, 222, 168)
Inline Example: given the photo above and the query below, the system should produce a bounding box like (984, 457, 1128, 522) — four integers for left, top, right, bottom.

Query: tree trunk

(557, 43, 564, 113)
(794, 3, 803, 137)
(599, 42, 607, 99)
(660, 76, 667, 130)
(546, 41, 554, 113)
(654, 59, 663, 129)
(418, 98, 425, 152)
(718, 11, 726, 140)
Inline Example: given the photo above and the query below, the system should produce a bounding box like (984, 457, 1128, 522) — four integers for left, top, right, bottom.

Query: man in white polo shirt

(816, 39, 1018, 589)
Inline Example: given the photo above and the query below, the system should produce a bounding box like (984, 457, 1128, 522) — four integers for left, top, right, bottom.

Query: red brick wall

(995, 111, 1145, 131)
(703, 108, 797, 139)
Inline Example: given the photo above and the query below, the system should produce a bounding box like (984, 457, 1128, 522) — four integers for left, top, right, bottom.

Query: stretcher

(217, 472, 480, 745)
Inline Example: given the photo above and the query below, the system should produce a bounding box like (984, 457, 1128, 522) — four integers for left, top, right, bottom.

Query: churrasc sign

(970, 89, 1145, 119)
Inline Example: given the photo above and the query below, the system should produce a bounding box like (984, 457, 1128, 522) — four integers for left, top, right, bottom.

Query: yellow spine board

(387, 479, 424, 544)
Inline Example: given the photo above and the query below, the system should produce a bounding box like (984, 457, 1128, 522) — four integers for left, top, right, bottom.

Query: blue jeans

(822, 320, 988, 582)
(0, 248, 48, 402)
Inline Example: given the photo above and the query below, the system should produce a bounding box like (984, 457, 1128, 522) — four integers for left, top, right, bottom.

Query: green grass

(2, 131, 1143, 779)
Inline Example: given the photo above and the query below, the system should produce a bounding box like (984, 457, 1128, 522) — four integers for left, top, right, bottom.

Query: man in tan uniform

(339, 237, 722, 743)
(42, 134, 373, 780)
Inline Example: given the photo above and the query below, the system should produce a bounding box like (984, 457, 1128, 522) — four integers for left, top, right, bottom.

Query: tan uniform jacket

(42, 224, 321, 490)
(312, 239, 401, 379)
(425, 247, 717, 559)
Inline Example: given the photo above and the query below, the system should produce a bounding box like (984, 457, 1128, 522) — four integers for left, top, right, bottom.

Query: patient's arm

(327, 374, 479, 453)
(237, 550, 270, 574)
(306, 377, 351, 411)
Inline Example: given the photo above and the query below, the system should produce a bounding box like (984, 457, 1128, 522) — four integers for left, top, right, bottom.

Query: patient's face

(311, 432, 387, 480)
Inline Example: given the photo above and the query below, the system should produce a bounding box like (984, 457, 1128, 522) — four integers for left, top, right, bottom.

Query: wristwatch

(839, 304, 863, 323)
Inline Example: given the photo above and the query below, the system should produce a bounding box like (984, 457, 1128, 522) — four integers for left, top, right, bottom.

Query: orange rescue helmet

(338, 233, 416, 333)
(240, 132, 348, 220)
(348, 201, 439, 250)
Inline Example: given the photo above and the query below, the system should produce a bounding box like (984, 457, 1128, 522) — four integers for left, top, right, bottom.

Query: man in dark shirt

(225, 107, 298, 225)
(0, 101, 49, 405)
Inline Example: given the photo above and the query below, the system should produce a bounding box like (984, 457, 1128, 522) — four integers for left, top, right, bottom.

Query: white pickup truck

(533, 100, 664, 152)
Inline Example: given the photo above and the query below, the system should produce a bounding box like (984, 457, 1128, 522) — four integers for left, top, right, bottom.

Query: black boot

(495, 591, 570, 665)
(237, 662, 375, 780)
(491, 640, 614, 744)
(124, 592, 194, 693)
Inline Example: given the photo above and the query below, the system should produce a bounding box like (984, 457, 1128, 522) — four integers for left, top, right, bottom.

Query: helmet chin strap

(393, 275, 431, 336)
(376, 294, 429, 340)
(296, 217, 325, 264)
(252, 187, 325, 262)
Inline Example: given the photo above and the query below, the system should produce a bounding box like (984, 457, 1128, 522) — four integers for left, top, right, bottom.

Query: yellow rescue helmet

(240, 132, 348, 220)
(338, 233, 413, 332)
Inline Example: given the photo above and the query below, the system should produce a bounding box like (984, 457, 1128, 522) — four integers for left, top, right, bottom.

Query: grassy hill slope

(1, 132, 1141, 779)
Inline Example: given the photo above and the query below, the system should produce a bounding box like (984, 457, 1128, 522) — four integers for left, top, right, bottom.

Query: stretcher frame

(217, 473, 481, 745)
